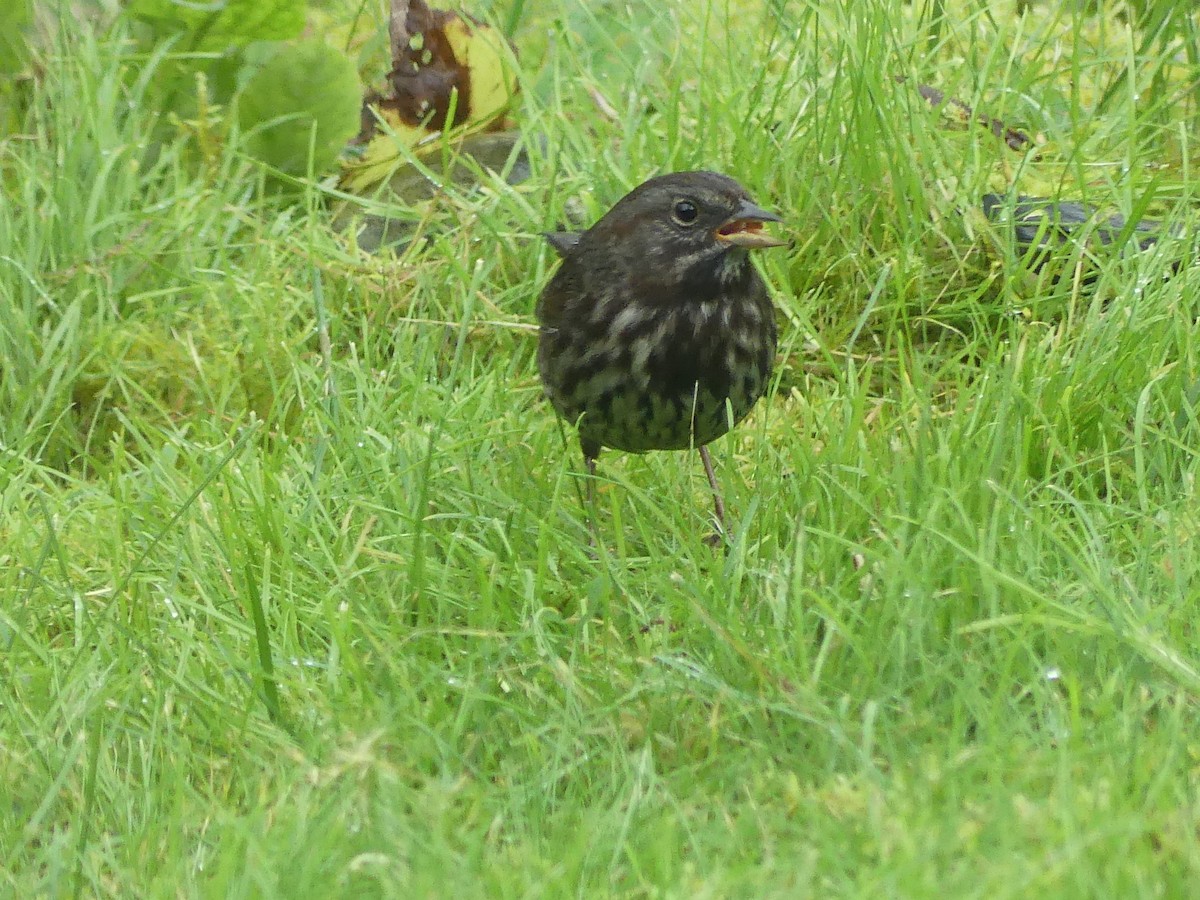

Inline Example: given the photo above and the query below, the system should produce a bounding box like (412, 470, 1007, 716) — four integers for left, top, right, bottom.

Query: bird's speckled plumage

(537, 171, 780, 462)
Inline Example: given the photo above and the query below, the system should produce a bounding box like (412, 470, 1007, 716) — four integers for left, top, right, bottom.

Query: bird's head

(581, 171, 786, 294)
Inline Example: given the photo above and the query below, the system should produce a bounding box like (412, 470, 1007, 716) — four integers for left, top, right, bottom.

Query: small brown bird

(536, 171, 786, 537)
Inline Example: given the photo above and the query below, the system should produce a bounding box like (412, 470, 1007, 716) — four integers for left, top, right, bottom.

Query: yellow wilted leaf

(341, 111, 435, 195)
(341, 0, 518, 194)
(441, 14, 513, 127)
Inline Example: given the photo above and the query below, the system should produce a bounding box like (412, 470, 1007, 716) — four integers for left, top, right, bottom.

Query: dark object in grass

(536, 172, 787, 541)
(981, 193, 1182, 278)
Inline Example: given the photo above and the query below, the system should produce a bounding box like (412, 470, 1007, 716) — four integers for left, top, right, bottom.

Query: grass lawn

(4, 0, 1200, 895)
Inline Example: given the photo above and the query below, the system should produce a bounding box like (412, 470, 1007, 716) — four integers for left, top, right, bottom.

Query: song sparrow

(536, 171, 786, 537)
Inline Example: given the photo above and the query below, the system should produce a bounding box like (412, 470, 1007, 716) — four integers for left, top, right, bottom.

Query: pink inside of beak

(717, 219, 765, 237)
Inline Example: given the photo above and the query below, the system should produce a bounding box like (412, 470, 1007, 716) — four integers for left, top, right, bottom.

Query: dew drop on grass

(1044, 667, 1061, 681)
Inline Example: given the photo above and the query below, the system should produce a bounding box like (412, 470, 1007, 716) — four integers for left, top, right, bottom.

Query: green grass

(4, 0, 1200, 895)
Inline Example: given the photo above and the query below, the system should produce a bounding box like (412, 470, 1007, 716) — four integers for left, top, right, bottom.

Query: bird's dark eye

(671, 199, 699, 226)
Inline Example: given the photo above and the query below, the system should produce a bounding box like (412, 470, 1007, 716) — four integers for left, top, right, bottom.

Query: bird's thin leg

(698, 445, 727, 537)
(584, 453, 600, 548)
(585, 454, 598, 506)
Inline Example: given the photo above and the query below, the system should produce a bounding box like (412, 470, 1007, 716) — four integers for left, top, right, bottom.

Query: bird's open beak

(715, 199, 787, 249)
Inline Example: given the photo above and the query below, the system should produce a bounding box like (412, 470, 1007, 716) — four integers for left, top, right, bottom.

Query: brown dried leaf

(357, 0, 516, 143)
